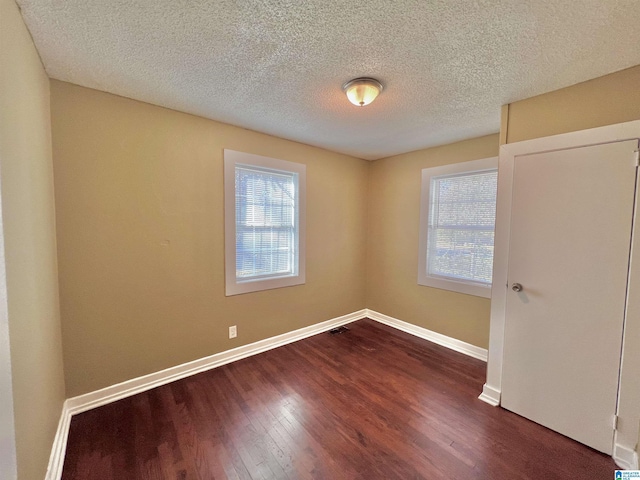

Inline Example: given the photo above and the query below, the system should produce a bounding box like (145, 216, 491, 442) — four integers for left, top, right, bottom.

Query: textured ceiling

(16, 0, 640, 160)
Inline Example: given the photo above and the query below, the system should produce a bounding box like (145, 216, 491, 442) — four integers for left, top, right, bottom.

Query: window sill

(418, 276, 492, 298)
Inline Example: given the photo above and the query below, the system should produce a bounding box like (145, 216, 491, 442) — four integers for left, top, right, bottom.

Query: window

(224, 150, 306, 296)
(418, 157, 498, 298)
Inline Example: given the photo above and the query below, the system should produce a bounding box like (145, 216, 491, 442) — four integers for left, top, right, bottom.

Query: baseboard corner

(47, 309, 369, 478)
(478, 383, 501, 406)
(365, 309, 488, 362)
(45, 400, 73, 480)
(48, 307, 498, 478)
(614, 442, 639, 470)
(64, 309, 369, 416)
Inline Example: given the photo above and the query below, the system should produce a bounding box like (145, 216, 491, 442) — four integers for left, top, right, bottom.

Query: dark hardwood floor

(62, 319, 618, 479)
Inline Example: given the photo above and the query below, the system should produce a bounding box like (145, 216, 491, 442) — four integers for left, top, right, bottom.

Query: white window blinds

(235, 165, 299, 281)
(427, 170, 498, 285)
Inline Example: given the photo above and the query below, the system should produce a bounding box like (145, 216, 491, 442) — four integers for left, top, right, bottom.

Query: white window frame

(224, 149, 306, 296)
(417, 156, 498, 298)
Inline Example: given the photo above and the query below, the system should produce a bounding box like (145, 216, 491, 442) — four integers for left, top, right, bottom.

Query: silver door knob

(511, 283, 523, 292)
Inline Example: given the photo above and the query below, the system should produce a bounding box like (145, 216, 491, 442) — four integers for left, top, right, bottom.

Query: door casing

(481, 119, 640, 469)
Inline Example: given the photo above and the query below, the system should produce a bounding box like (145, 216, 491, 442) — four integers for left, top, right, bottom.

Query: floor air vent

(329, 326, 350, 335)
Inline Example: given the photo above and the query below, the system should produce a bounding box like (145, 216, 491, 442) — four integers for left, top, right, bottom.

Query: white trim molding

(64, 308, 486, 416)
(45, 402, 72, 480)
(417, 157, 498, 299)
(46, 308, 489, 478)
(66, 309, 366, 415)
(223, 149, 307, 296)
(365, 309, 488, 361)
(47, 309, 366, 479)
(478, 384, 501, 407)
(486, 119, 640, 398)
(613, 442, 639, 471)
(486, 119, 640, 468)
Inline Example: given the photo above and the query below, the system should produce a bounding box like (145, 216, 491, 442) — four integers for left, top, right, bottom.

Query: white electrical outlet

(229, 325, 237, 339)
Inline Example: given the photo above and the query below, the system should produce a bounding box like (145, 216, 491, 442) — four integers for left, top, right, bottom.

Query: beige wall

(50, 80, 369, 397)
(505, 65, 640, 144)
(0, 0, 66, 478)
(3, 10, 637, 469)
(366, 135, 499, 349)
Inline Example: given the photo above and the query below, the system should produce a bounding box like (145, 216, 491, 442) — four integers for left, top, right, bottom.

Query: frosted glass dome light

(343, 78, 383, 107)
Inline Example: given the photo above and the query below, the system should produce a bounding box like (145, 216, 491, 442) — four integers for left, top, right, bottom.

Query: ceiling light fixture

(342, 77, 383, 107)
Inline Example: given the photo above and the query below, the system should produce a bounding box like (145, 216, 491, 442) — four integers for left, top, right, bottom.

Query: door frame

(480, 119, 640, 469)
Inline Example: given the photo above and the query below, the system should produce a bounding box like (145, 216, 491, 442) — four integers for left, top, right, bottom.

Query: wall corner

(499, 104, 509, 146)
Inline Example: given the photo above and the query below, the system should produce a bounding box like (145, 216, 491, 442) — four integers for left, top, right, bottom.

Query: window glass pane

(427, 170, 497, 285)
(235, 165, 298, 280)
(427, 228, 495, 283)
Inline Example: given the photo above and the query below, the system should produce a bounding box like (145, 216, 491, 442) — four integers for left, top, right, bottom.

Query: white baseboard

(65, 309, 487, 416)
(478, 383, 501, 406)
(66, 309, 367, 415)
(45, 401, 72, 480)
(614, 442, 639, 470)
(47, 308, 639, 477)
(47, 309, 367, 479)
(47, 308, 492, 479)
(365, 309, 488, 361)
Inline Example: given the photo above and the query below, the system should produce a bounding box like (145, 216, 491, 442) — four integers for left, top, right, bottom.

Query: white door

(501, 140, 638, 455)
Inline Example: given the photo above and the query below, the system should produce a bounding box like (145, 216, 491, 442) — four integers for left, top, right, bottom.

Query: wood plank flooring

(62, 319, 618, 479)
